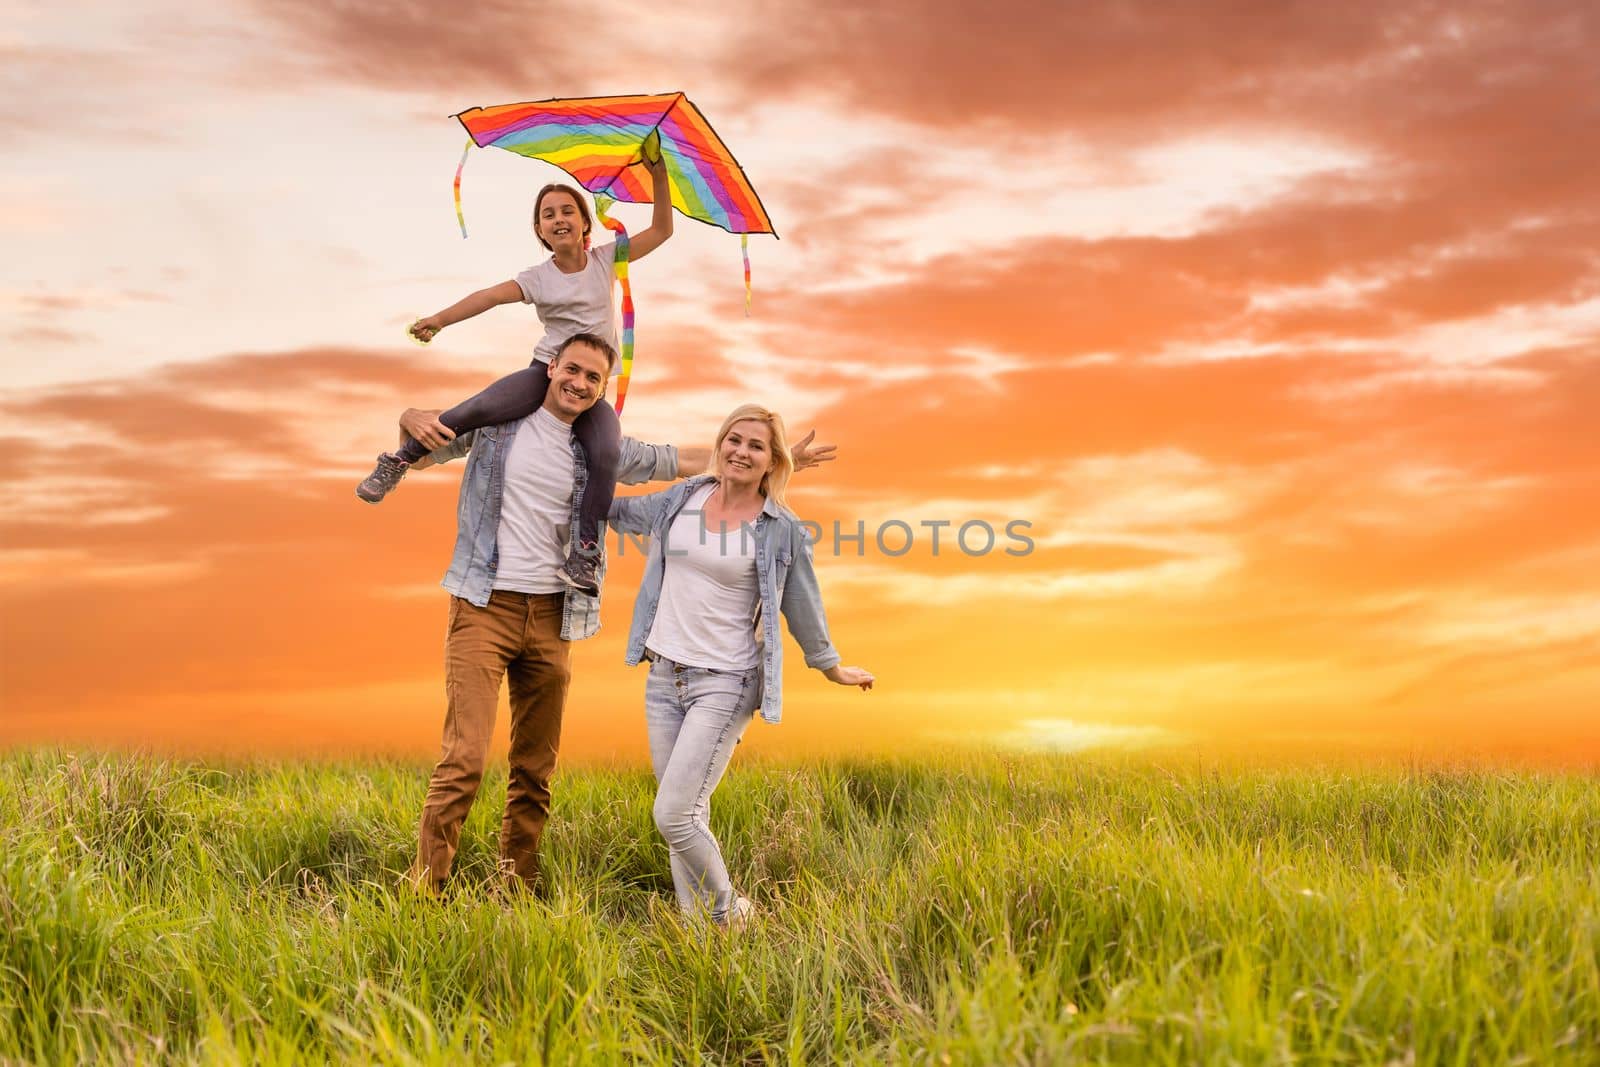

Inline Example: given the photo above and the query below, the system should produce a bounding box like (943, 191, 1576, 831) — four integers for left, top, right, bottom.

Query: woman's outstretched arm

(675, 446, 712, 477)
(675, 432, 837, 479)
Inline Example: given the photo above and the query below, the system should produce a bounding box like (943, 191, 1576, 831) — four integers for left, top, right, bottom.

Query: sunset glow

(4, 0, 1597, 764)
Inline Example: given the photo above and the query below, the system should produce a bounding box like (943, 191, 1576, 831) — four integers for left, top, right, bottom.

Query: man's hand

(400, 408, 454, 451)
(790, 429, 837, 473)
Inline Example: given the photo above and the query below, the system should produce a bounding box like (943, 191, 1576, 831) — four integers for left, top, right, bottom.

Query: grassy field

(1, 749, 1596, 1065)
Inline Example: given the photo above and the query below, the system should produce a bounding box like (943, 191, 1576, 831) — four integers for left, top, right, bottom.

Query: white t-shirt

(514, 240, 619, 368)
(493, 407, 575, 594)
(646, 484, 762, 670)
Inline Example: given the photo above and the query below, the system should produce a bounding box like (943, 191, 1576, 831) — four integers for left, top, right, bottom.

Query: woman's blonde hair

(710, 404, 793, 510)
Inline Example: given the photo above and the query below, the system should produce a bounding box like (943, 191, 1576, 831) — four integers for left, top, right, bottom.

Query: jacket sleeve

(779, 521, 842, 670)
(425, 430, 475, 465)
(608, 485, 677, 536)
(615, 437, 679, 485)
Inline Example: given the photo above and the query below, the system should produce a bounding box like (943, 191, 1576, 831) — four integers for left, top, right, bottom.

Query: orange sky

(3, 1, 1598, 765)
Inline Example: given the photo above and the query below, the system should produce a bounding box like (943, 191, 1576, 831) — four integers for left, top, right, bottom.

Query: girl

(608, 404, 875, 928)
(357, 151, 672, 596)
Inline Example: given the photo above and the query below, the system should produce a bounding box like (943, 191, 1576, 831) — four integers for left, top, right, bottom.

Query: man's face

(543, 342, 609, 421)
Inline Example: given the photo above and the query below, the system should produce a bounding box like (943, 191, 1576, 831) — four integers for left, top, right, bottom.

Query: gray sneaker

(356, 452, 409, 503)
(718, 895, 755, 931)
(560, 542, 601, 596)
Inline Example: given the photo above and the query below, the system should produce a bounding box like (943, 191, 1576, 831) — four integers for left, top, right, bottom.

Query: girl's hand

(410, 316, 445, 343)
(643, 154, 669, 187)
(824, 665, 874, 691)
(642, 133, 669, 183)
(790, 429, 837, 472)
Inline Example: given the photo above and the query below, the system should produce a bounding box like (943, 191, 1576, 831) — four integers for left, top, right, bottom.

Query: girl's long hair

(709, 404, 794, 510)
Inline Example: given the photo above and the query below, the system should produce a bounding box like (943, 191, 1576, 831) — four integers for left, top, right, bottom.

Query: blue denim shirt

(431, 422, 679, 641)
(609, 475, 841, 724)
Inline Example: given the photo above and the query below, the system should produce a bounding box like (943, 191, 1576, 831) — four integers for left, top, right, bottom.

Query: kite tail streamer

(453, 140, 472, 238)
(595, 196, 635, 415)
(742, 234, 752, 316)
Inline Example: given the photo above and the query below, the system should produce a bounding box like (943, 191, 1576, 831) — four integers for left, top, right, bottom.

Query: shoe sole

(355, 474, 403, 504)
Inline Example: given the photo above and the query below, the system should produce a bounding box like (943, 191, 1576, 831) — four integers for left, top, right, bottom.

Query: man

(401, 332, 830, 894)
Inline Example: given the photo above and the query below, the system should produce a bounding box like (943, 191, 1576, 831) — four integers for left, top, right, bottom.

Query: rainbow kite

(450, 93, 776, 413)
(455, 93, 775, 237)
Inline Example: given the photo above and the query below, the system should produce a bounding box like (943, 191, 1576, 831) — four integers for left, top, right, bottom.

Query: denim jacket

(609, 475, 840, 724)
(431, 422, 678, 641)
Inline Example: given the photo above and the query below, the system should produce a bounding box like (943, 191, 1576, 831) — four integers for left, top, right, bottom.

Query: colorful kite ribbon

(453, 140, 471, 237)
(594, 195, 635, 416)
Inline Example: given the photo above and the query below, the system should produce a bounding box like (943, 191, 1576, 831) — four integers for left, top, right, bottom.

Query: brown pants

(410, 591, 571, 893)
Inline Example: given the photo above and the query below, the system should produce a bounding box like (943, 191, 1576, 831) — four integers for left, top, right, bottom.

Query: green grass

(1, 749, 1596, 1065)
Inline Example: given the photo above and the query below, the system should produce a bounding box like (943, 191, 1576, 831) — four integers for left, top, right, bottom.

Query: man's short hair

(553, 332, 618, 372)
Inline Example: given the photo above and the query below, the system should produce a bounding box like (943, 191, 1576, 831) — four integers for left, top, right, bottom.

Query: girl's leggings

(395, 364, 620, 549)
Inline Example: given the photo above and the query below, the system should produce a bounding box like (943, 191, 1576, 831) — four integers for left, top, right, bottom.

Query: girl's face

(719, 419, 775, 493)
(536, 191, 587, 252)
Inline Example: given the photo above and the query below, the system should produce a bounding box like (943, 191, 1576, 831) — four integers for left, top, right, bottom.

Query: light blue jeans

(644, 654, 761, 922)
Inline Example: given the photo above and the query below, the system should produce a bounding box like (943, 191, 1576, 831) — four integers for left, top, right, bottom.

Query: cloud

(724, 0, 1600, 156)
(725, 0, 1389, 130)
(244, 0, 669, 96)
(8, 0, 1599, 762)
(5, 336, 1590, 761)
(0, 348, 493, 698)
(1405, 593, 1600, 650)
(0, 43, 176, 146)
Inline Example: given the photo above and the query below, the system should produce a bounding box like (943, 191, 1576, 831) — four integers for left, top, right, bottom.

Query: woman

(357, 147, 673, 596)
(609, 404, 874, 928)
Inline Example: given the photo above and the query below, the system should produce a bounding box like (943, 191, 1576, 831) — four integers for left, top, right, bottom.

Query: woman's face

(536, 191, 587, 252)
(719, 419, 775, 493)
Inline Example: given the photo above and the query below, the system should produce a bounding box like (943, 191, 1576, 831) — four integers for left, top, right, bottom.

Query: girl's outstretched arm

(626, 154, 675, 262)
(409, 280, 524, 343)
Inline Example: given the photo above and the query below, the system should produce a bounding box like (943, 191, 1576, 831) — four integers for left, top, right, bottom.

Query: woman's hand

(824, 665, 875, 691)
(400, 408, 454, 452)
(790, 429, 837, 473)
(409, 315, 445, 344)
